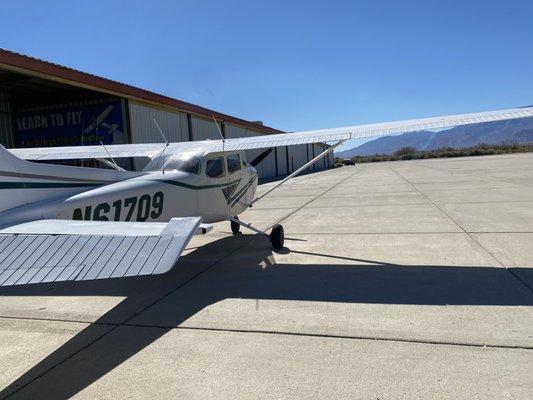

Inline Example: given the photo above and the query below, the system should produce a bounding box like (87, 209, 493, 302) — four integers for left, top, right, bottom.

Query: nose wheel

(228, 216, 285, 251)
(230, 216, 240, 234)
(269, 224, 284, 251)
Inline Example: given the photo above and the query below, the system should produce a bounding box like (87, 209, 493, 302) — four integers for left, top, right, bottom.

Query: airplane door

(226, 152, 252, 215)
(225, 153, 244, 213)
(200, 155, 228, 222)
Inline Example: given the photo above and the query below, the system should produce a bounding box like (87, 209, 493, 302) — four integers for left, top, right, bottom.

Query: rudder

(0, 145, 28, 213)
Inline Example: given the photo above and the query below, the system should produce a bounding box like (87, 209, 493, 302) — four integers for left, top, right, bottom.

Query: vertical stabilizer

(0, 144, 24, 171)
(0, 145, 28, 212)
(0, 145, 100, 213)
(0, 145, 127, 214)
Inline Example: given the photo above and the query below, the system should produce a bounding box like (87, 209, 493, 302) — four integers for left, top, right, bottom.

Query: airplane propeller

(250, 148, 273, 167)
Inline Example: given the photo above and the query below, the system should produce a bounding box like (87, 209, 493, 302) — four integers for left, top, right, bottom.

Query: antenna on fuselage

(153, 118, 169, 146)
(212, 115, 225, 151)
(153, 118, 170, 173)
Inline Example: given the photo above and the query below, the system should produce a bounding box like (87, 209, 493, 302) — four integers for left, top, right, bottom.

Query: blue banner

(14, 100, 125, 148)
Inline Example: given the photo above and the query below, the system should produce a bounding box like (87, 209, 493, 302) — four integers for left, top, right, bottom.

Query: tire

(231, 218, 240, 234)
(270, 224, 284, 251)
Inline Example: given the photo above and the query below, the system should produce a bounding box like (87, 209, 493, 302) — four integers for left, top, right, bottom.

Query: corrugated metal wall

(226, 123, 258, 163)
(129, 101, 189, 169)
(226, 123, 252, 161)
(0, 92, 13, 148)
(256, 149, 278, 178)
(314, 143, 329, 170)
(191, 116, 221, 140)
(276, 147, 288, 176)
(287, 144, 309, 174)
(225, 123, 249, 139)
(129, 101, 189, 143)
(326, 151, 333, 168)
(308, 145, 314, 169)
(311, 144, 317, 170)
(319, 144, 327, 169)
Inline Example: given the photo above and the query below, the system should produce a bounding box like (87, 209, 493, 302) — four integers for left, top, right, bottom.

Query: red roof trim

(0, 48, 283, 135)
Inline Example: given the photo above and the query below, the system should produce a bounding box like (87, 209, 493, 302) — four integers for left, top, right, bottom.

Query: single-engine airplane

(0, 105, 531, 287)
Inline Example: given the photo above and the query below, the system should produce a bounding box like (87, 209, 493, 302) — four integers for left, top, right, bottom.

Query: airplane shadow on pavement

(0, 234, 532, 399)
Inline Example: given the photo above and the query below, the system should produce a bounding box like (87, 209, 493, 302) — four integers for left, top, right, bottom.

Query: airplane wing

(217, 106, 533, 151)
(8, 105, 533, 160)
(0, 217, 201, 286)
(8, 142, 173, 161)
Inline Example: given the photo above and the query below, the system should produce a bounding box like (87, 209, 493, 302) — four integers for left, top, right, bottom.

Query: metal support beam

(187, 113, 193, 141)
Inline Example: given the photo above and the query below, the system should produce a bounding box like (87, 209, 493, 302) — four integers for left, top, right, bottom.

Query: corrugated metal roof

(0, 48, 283, 135)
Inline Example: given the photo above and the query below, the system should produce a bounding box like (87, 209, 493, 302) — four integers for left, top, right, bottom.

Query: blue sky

(1, 0, 532, 151)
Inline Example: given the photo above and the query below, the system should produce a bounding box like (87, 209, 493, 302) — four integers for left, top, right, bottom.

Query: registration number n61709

(72, 192, 165, 222)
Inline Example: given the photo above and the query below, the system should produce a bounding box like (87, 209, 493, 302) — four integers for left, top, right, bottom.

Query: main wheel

(269, 224, 284, 251)
(231, 217, 240, 234)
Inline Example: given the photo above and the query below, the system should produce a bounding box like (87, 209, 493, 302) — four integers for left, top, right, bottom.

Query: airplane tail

(0, 145, 30, 213)
(0, 145, 96, 213)
(0, 144, 24, 169)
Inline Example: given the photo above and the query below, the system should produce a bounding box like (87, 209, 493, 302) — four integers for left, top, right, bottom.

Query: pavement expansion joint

(121, 324, 533, 351)
(0, 315, 118, 326)
(266, 167, 365, 230)
(387, 165, 533, 294)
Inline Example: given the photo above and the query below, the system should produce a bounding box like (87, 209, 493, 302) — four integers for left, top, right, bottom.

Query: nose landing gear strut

(228, 216, 284, 251)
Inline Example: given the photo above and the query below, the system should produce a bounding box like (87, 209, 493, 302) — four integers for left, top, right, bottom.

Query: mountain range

(336, 117, 533, 158)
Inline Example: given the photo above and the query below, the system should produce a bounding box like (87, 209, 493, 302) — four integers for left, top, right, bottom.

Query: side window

(227, 153, 241, 174)
(206, 157, 225, 178)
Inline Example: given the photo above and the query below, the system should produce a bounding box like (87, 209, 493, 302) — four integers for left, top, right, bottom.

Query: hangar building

(0, 49, 333, 178)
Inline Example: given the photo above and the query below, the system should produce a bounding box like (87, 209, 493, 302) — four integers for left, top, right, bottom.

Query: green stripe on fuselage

(154, 178, 242, 190)
(155, 177, 254, 207)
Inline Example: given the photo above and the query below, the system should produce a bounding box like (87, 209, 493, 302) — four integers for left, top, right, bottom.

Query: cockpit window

(206, 157, 225, 178)
(162, 155, 201, 174)
(227, 153, 241, 174)
(143, 157, 165, 171)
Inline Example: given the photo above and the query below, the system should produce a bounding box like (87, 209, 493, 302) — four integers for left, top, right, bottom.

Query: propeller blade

(250, 148, 273, 167)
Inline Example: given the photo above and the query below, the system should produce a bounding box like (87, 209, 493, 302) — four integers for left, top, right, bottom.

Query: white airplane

(0, 106, 531, 287)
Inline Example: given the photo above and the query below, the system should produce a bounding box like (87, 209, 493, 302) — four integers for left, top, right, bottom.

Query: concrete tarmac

(0, 153, 532, 399)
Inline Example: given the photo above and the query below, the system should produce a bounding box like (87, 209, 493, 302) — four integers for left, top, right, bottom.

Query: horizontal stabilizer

(0, 217, 201, 286)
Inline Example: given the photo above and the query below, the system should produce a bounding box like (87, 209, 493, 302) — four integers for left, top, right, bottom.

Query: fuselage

(0, 150, 258, 227)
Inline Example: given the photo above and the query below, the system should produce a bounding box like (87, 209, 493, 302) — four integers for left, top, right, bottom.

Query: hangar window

(206, 157, 226, 178)
(226, 153, 241, 174)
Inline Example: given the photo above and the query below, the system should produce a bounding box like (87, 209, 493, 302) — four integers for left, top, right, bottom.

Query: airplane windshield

(162, 155, 201, 174)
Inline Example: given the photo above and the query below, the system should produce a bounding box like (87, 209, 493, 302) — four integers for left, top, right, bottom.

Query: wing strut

(98, 141, 125, 171)
(250, 140, 345, 205)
